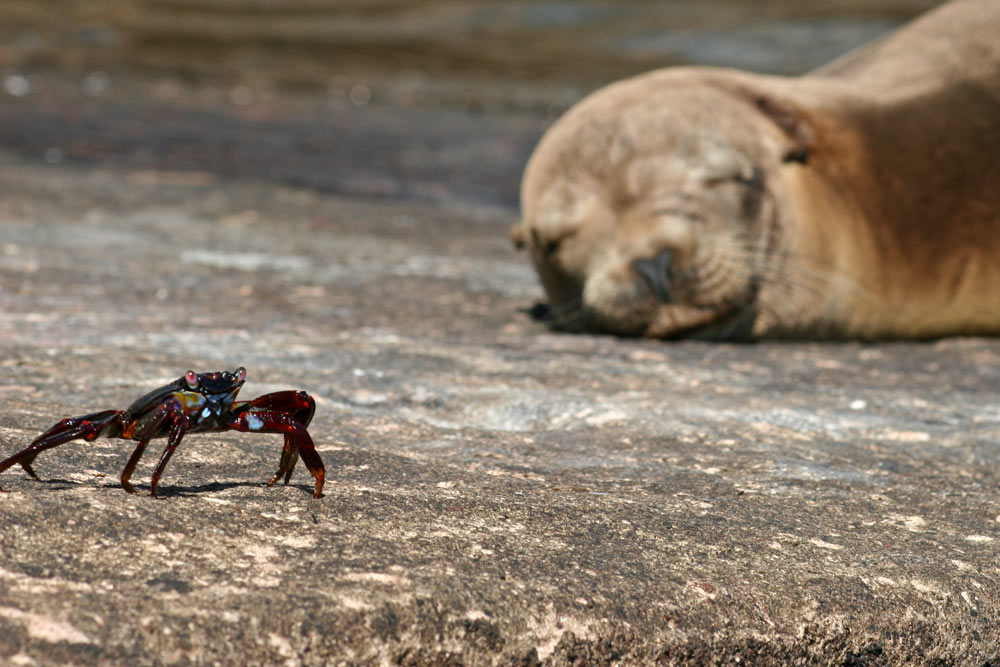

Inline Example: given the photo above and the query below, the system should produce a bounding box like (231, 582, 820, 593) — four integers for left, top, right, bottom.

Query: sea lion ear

(509, 222, 528, 249)
(749, 93, 815, 166)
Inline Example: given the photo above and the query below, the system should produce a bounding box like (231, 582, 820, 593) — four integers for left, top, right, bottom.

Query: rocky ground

(1, 1, 998, 664)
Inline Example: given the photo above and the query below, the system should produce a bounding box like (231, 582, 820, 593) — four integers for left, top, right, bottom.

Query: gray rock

(1, 150, 998, 664)
(0, 0, 997, 658)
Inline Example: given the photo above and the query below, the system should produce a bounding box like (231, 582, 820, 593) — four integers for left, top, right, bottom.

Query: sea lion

(511, 0, 1000, 340)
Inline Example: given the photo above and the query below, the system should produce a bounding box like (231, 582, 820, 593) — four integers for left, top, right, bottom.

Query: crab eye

(234, 367, 246, 382)
(184, 370, 199, 388)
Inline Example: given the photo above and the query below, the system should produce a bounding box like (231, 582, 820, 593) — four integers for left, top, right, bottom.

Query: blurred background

(0, 0, 941, 210)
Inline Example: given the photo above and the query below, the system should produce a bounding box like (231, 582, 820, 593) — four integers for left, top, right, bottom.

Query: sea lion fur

(513, 0, 1000, 340)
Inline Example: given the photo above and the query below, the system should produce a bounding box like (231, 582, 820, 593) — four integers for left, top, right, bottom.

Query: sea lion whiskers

(743, 243, 876, 306)
(707, 239, 881, 337)
(536, 296, 589, 332)
(686, 233, 757, 303)
(697, 238, 862, 322)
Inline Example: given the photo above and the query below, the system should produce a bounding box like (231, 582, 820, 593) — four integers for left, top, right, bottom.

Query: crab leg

(119, 399, 185, 495)
(229, 399, 324, 498)
(119, 440, 151, 495)
(0, 410, 121, 489)
(148, 411, 190, 498)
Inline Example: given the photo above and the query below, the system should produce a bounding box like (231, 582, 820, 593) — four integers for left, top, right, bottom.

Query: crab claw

(232, 390, 324, 498)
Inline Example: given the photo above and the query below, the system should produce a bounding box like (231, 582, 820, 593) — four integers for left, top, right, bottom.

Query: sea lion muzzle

(633, 249, 676, 304)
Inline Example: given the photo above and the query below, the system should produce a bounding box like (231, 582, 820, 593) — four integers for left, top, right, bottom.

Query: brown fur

(513, 0, 1000, 340)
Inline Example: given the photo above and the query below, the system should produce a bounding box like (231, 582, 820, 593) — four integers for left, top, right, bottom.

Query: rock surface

(1, 2, 999, 664)
(2, 122, 999, 666)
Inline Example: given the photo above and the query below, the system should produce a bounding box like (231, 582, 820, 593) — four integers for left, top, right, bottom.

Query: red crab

(0, 367, 325, 498)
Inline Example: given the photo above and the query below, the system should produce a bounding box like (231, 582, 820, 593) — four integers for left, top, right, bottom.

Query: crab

(0, 367, 325, 498)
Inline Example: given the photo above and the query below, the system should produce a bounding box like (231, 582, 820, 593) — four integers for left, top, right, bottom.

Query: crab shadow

(9, 477, 318, 498)
(153, 480, 319, 498)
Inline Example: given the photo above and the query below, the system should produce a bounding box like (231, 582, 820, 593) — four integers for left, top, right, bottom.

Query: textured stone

(2, 148, 999, 665)
(1, 4, 998, 661)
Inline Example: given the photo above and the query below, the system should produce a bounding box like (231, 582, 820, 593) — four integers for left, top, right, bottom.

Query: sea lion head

(513, 71, 809, 340)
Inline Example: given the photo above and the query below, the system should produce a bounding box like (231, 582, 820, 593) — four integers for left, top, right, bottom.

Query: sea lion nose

(633, 249, 675, 303)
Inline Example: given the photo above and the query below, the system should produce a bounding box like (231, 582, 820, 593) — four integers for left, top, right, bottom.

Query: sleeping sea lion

(512, 0, 1000, 340)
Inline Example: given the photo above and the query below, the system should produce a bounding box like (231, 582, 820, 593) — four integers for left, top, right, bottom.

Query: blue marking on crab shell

(246, 414, 264, 431)
(201, 407, 213, 419)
